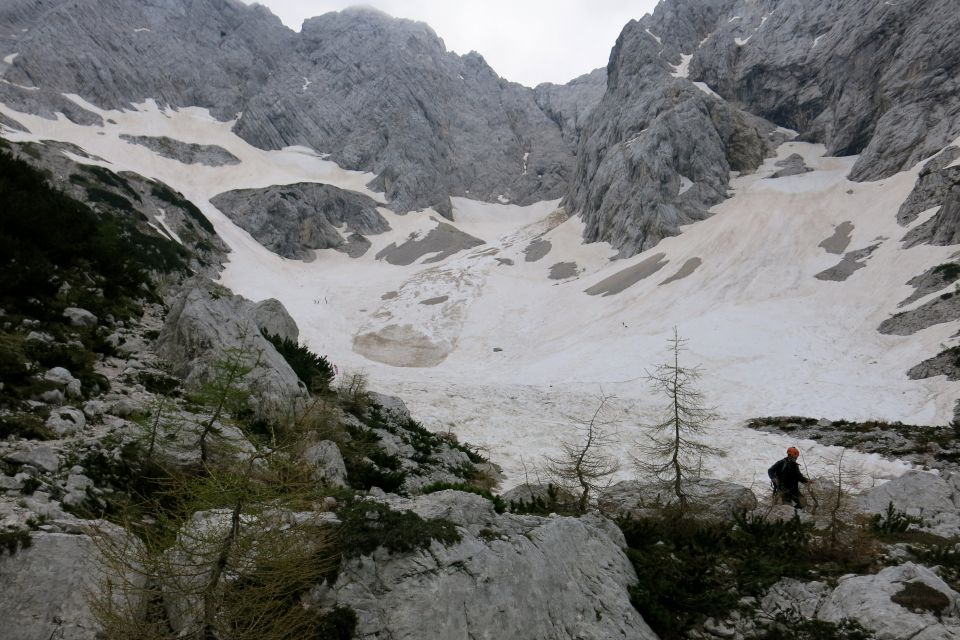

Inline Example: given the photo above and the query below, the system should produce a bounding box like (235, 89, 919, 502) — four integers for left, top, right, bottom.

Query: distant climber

(768, 446, 813, 508)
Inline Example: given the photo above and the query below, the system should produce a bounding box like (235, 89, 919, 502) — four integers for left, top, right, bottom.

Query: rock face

(119, 135, 241, 166)
(0, 531, 107, 640)
(2, 0, 294, 120)
(325, 491, 657, 640)
(252, 298, 299, 343)
(210, 183, 389, 259)
(565, 10, 773, 257)
(3, 1, 576, 218)
(232, 8, 574, 217)
(532, 68, 607, 146)
(155, 278, 306, 416)
(687, 0, 960, 182)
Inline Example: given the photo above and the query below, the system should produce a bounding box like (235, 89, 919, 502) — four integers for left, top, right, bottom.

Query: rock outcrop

(566, 11, 773, 257)
(155, 278, 306, 416)
(323, 491, 657, 640)
(210, 183, 389, 259)
(688, 0, 960, 182)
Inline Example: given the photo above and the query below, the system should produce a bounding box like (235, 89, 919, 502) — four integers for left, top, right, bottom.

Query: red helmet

(787, 447, 800, 458)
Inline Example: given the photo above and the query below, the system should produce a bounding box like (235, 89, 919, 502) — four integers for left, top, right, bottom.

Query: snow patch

(678, 175, 694, 195)
(728, 15, 741, 22)
(0, 77, 37, 91)
(735, 36, 752, 46)
(497, 194, 510, 204)
(134, 28, 151, 33)
(154, 208, 183, 244)
(671, 54, 693, 79)
(522, 151, 530, 175)
(301, 77, 311, 91)
(645, 28, 661, 45)
(3, 53, 19, 65)
(693, 82, 721, 99)
(812, 33, 827, 48)
(622, 130, 647, 148)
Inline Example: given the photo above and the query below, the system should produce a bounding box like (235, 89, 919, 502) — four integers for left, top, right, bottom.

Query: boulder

(108, 397, 140, 418)
(303, 441, 348, 487)
(323, 491, 656, 640)
(155, 278, 306, 419)
(62, 307, 97, 327)
(858, 471, 957, 520)
(600, 478, 758, 521)
(43, 367, 82, 399)
(45, 406, 86, 437)
(818, 563, 960, 639)
(252, 298, 299, 342)
(5, 446, 61, 473)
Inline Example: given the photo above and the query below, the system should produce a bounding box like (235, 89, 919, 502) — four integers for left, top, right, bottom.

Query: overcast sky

(245, 1, 660, 87)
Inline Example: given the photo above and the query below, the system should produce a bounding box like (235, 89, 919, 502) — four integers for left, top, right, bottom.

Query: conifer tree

(635, 328, 725, 511)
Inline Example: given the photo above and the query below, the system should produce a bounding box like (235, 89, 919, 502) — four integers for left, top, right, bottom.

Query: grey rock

(62, 307, 97, 327)
(367, 392, 412, 423)
(108, 397, 140, 418)
(4, 446, 60, 473)
(25, 331, 54, 344)
(814, 243, 880, 282)
(4, 0, 295, 121)
(768, 153, 813, 179)
(858, 471, 957, 520)
(898, 148, 960, 227)
(0, 532, 107, 640)
(761, 578, 832, 620)
(211, 183, 389, 260)
(566, 11, 772, 257)
(303, 441, 347, 487)
(818, 563, 960, 639)
(119, 134, 240, 166)
(904, 190, 960, 248)
(43, 367, 76, 387)
(82, 400, 106, 421)
(599, 478, 758, 521)
(899, 263, 960, 307)
(533, 68, 607, 145)
(689, 0, 960, 182)
(818, 221, 854, 255)
(252, 298, 299, 343)
(879, 291, 960, 335)
(376, 220, 485, 265)
(233, 8, 574, 217)
(908, 347, 960, 382)
(0, 475, 22, 491)
(327, 492, 655, 640)
(39, 389, 64, 405)
(155, 278, 306, 418)
(45, 406, 86, 437)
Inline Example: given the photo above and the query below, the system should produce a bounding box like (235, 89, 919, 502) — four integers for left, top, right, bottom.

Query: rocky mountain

(1, 1, 576, 218)
(564, 0, 960, 256)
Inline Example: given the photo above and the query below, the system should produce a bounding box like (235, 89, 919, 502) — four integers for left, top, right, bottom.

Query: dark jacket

(768, 457, 808, 493)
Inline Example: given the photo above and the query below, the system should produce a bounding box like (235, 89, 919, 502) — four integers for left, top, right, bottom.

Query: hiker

(768, 446, 813, 508)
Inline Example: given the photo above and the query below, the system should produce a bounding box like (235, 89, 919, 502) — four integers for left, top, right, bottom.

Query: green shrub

(869, 502, 922, 538)
(150, 183, 214, 233)
(336, 500, 461, 558)
(0, 528, 31, 556)
(934, 263, 960, 282)
(620, 511, 817, 640)
(314, 606, 358, 639)
(0, 413, 54, 440)
(262, 330, 334, 391)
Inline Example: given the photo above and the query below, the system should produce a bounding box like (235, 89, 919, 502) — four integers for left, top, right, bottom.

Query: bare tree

(543, 393, 621, 514)
(635, 328, 725, 511)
